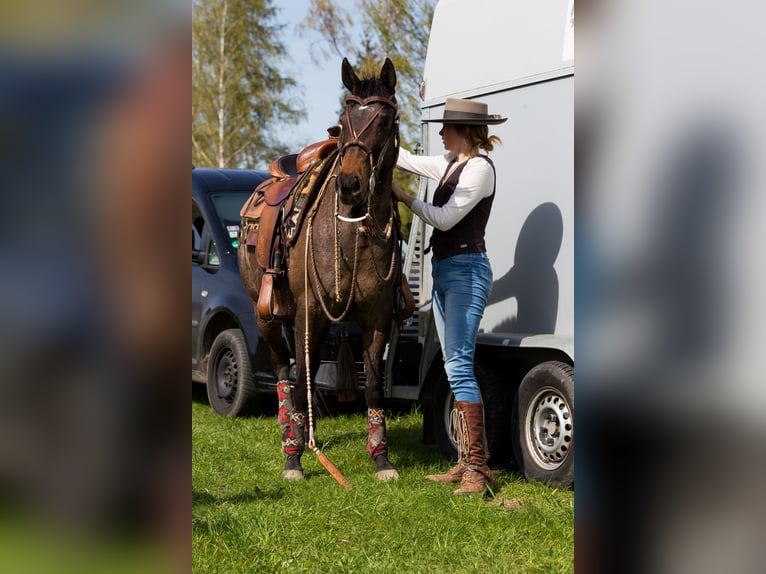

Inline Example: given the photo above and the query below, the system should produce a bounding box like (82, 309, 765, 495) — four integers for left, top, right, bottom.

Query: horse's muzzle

(336, 173, 365, 206)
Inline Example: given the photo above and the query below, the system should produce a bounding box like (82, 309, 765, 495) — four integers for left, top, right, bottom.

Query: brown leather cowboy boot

(452, 400, 493, 496)
(282, 410, 306, 480)
(426, 403, 466, 483)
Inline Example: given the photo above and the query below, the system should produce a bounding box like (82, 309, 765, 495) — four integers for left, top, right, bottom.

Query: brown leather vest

(430, 155, 496, 260)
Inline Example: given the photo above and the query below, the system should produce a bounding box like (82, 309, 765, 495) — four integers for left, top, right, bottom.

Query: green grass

(192, 394, 573, 573)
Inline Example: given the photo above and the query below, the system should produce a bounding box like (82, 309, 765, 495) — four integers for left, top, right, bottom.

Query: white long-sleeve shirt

(397, 147, 495, 231)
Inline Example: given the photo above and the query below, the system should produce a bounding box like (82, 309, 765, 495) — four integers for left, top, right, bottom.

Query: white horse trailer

(385, 0, 574, 487)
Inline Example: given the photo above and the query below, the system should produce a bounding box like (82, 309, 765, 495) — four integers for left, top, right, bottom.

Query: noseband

(338, 94, 399, 203)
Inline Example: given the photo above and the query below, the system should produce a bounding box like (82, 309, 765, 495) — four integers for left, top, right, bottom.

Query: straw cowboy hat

(424, 98, 507, 125)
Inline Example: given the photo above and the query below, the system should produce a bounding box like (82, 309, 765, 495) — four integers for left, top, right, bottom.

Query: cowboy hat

(423, 98, 507, 125)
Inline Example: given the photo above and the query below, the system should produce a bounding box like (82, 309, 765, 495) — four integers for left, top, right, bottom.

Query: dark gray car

(192, 168, 272, 415)
(192, 167, 363, 416)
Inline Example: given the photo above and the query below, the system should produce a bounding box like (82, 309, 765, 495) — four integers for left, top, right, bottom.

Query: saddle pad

(285, 150, 339, 245)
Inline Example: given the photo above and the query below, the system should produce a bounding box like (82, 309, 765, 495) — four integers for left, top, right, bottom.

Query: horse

(238, 57, 402, 482)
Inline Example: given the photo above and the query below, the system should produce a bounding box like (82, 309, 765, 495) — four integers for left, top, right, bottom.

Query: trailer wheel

(432, 371, 458, 461)
(511, 361, 574, 488)
(206, 329, 257, 417)
(432, 362, 513, 465)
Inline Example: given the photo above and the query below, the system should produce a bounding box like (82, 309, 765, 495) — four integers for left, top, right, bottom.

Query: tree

(299, 0, 437, 237)
(299, 0, 434, 145)
(193, 0, 304, 168)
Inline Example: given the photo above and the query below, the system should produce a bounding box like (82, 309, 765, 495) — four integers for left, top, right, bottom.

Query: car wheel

(511, 361, 574, 488)
(206, 329, 257, 416)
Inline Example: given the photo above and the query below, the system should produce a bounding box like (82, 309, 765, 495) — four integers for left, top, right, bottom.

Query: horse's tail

(335, 329, 358, 403)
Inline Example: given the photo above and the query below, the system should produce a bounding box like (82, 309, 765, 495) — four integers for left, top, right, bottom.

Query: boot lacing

(451, 407, 469, 465)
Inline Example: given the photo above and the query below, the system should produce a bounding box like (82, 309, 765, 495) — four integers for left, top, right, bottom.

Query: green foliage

(192, 397, 574, 573)
(300, 0, 437, 202)
(193, 0, 305, 168)
(357, 0, 434, 143)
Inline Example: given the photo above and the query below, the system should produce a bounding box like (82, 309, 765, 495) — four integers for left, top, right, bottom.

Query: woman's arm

(409, 158, 495, 231)
(396, 147, 450, 181)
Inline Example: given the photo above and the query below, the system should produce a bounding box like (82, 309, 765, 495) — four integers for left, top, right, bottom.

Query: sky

(272, 0, 359, 147)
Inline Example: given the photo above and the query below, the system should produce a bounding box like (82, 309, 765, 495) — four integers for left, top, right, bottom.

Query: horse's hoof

(375, 468, 399, 482)
(282, 469, 304, 481)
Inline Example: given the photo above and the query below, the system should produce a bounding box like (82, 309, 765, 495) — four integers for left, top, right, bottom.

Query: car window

(207, 240, 220, 267)
(210, 192, 251, 250)
(192, 199, 220, 268)
(193, 201, 205, 253)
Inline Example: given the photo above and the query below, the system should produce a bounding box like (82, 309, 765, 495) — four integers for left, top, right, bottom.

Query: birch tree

(193, 0, 304, 168)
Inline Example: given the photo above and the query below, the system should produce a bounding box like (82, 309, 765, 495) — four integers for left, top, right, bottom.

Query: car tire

(206, 329, 257, 416)
(511, 361, 574, 488)
(432, 361, 513, 465)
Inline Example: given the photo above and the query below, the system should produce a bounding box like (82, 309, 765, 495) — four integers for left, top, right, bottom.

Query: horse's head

(336, 57, 399, 208)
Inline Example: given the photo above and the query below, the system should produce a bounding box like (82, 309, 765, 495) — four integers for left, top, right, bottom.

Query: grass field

(192, 390, 573, 573)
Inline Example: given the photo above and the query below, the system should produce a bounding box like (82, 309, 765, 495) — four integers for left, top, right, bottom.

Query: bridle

(304, 91, 400, 318)
(337, 93, 400, 209)
(301, 92, 402, 449)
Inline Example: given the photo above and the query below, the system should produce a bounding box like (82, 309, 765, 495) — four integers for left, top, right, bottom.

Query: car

(192, 167, 364, 416)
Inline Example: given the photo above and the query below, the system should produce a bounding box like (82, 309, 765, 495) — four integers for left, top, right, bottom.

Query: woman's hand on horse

(392, 183, 414, 209)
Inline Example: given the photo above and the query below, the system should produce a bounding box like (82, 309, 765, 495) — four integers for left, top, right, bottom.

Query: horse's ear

(380, 58, 397, 93)
(341, 57, 359, 92)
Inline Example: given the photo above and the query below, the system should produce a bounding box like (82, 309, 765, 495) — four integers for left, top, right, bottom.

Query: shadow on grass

(192, 383, 208, 406)
(310, 421, 443, 472)
(193, 487, 286, 505)
(192, 382, 279, 417)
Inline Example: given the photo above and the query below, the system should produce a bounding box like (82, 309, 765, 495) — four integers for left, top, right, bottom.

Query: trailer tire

(512, 361, 574, 488)
(432, 361, 513, 465)
(432, 371, 458, 461)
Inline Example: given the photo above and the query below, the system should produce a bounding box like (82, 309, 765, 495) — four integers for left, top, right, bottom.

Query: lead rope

(303, 236, 315, 449)
(303, 203, 353, 489)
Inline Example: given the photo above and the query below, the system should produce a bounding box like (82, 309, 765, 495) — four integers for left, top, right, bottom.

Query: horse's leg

(281, 307, 328, 480)
(254, 313, 303, 480)
(362, 326, 399, 481)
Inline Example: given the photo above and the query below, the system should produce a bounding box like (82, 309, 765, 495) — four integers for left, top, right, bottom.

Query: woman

(393, 98, 506, 495)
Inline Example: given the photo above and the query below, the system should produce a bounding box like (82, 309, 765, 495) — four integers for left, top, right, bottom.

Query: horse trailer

(384, 0, 574, 487)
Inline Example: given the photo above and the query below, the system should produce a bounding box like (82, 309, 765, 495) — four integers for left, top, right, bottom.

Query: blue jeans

(432, 252, 493, 402)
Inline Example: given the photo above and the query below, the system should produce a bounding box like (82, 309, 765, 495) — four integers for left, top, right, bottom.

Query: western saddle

(240, 130, 415, 323)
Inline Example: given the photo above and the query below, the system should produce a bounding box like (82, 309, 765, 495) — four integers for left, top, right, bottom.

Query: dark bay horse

(238, 58, 402, 481)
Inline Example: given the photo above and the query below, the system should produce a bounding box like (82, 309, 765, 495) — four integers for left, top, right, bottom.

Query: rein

(302, 90, 401, 417)
(338, 94, 399, 216)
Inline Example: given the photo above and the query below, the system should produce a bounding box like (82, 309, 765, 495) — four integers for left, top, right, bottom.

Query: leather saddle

(240, 135, 339, 321)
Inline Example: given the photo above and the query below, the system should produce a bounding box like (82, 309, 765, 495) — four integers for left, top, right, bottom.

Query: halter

(337, 94, 400, 214)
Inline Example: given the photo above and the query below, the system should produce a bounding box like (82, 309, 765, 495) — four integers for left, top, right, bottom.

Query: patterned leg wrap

(367, 408, 399, 481)
(277, 380, 293, 431)
(366, 408, 388, 460)
(283, 411, 306, 457)
(282, 410, 306, 481)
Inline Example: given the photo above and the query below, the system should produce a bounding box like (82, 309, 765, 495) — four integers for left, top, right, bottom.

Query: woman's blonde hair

(454, 124, 502, 152)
